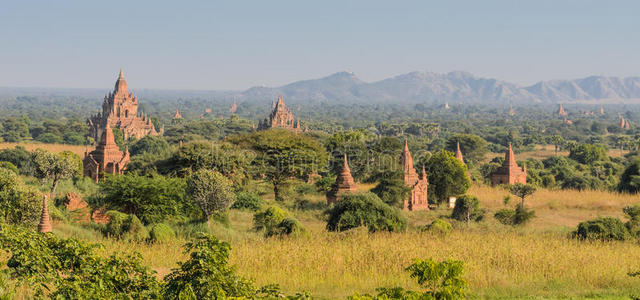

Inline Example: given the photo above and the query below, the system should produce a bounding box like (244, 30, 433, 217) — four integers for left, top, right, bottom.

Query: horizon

(2, 0, 640, 90)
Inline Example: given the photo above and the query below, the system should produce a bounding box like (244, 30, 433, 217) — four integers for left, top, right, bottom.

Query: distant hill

(237, 71, 640, 104)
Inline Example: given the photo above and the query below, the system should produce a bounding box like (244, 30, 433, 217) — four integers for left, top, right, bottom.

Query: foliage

(0, 225, 162, 298)
(405, 259, 467, 299)
(231, 191, 264, 211)
(129, 135, 172, 156)
(509, 183, 537, 206)
(98, 173, 188, 224)
(186, 169, 236, 223)
(569, 143, 608, 164)
(451, 195, 485, 223)
(0, 167, 41, 226)
(163, 234, 256, 299)
(618, 159, 640, 194)
(573, 217, 630, 241)
(149, 223, 176, 243)
(420, 219, 453, 236)
(0, 162, 18, 174)
(424, 150, 470, 204)
(494, 204, 536, 226)
(230, 129, 329, 201)
(370, 170, 411, 208)
(30, 149, 81, 198)
(0, 146, 31, 174)
(253, 206, 306, 237)
(446, 133, 488, 165)
(325, 192, 407, 233)
(104, 210, 149, 241)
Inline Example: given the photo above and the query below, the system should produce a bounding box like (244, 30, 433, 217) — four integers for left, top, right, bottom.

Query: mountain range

(236, 71, 640, 104)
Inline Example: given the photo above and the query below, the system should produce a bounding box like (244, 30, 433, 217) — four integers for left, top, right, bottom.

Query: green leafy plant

(325, 192, 407, 233)
(231, 191, 264, 211)
(451, 195, 485, 223)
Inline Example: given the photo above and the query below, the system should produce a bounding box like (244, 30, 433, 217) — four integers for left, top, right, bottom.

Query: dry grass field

(0, 142, 86, 156)
(61, 185, 640, 299)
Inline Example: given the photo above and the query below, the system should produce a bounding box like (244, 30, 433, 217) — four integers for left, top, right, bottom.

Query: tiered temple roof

(258, 96, 301, 132)
(490, 144, 527, 185)
(83, 124, 130, 182)
(401, 140, 429, 211)
(326, 155, 358, 204)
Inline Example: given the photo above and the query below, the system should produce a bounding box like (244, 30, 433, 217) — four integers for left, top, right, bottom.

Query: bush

(104, 211, 149, 241)
(0, 162, 18, 174)
(150, 223, 176, 243)
(231, 191, 263, 211)
(325, 192, 407, 233)
(573, 217, 630, 241)
(494, 204, 535, 226)
(451, 195, 485, 223)
(420, 219, 452, 236)
(253, 206, 305, 237)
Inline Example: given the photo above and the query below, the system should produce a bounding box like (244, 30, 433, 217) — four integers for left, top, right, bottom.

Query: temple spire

(119, 68, 124, 79)
(504, 143, 518, 167)
(38, 195, 52, 233)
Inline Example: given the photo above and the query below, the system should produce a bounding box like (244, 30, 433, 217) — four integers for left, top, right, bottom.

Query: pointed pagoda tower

(38, 195, 52, 233)
(258, 95, 301, 132)
(490, 143, 527, 185)
(558, 104, 567, 117)
(326, 155, 358, 204)
(455, 142, 465, 165)
(83, 124, 130, 182)
(401, 140, 429, 211)
(508, 105, 515, 116)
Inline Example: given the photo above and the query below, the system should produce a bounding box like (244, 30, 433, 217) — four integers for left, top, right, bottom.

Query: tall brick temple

(258, 95, 302, 132)
(401, 140, 429, 211)
(83, 124, 130, 182)
(88, 70, 160, 141)
(326, 155, 358, 204)
(490, 144, 527, 185)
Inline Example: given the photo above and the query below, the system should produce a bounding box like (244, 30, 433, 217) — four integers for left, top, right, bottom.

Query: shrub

(150, 223, 176, 243)
(231, 191, 263, 211)
(624, 204, 640, 237)
(325, 192, 407, 233)
(0, 162, 18, 174)
(451, 195, 485, 223)
(314, 175, 336, 193)
(104, 211, 149, 241)
(253, 206, 305, 237)
(421, 219, 453, 236)
(494, 204, 535, 226)
(573, 217, 630, 241)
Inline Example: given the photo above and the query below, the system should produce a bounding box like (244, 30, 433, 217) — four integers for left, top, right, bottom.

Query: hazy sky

(1, 0, 639, 90)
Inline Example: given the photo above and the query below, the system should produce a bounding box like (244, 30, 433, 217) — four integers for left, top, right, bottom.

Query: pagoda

(455, 142, 465, 165)
(37, 195, 52, 233)
(490, 144, 527, 185)
(258, 95, 301, 132)
(401, 140, 429, 211)
(83, 124, 130, 182)
(557, 104, 567, 117)
(326, 155, 358, 204)
(88, 70, 160, 141)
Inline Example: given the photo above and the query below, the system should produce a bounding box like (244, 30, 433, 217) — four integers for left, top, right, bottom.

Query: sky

(1, 0, 639, 90)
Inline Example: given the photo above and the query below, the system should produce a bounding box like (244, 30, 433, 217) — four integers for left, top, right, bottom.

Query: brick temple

(258, 95, 302, 132)
(402, 140, 429, 210)
(326, 155, 358, 204)
(88, 70, 160, 141)
(490, 143, 527, 185)
(83, 124, 130, 182)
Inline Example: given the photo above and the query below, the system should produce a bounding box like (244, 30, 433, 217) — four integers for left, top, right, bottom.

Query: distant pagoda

(88, 70, 160, 141)
(455, 142, 465, 165)
(490, 144, 527, 185)
(508, 105, 515, 116)
(83, 124, 130, 182)
(229, 99, 238, 113)
(326, 155, 358, 204)
(258, 95, 302, 132)
(37, 195, 52, 233)
(557, 104, 567, 117)
(401, 140, 429, 211)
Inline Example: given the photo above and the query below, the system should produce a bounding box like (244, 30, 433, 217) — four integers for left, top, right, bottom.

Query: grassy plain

(0, 142, 86, 156)
(14, 143, 640, 298)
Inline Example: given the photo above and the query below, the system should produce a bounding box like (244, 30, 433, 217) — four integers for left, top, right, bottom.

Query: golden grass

(83, 185, 640, 298)
(0, 142, 86, 156)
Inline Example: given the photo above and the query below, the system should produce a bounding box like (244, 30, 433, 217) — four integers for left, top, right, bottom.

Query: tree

(186, 169, 236, 225)
(98, 173, 188, 224)
(370, 170, 411, 208)
(509, 183, 537, 206)
(0, 168, 41, 226)
(618, 159, 640, 194)
(129, 135, 171, 156)
(325, 192, 407, 233)
(229, 129, 328, 201)
(31, 149, 81, 199)
(424, 150, 470, 204)
(446, 134, 488, 165)
(405, 259, 467, 299)
(549, 135, 564, 154)
(568, 143, 607, 164)
(451, 195, 485, 223)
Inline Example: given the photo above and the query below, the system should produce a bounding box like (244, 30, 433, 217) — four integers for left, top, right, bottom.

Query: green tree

(186, 169, 236, 225)
(370, 170, 411, 208)
(0, 168, 41, 226)
(451, 195, 485, 223)
(31, 149, 81, 199)
(424, 150, 470, 204)
(509, 183, 537, 206)
(446, 134, 487, 165)
(129, 135, 171, 156)
(325, 192, 407, 232)
(568, 143, 607, 164)
(549, 135, 564, 154)
(230, 129, 328, 201)
(405, 259, 467, 299)
(618, 159, 640, 194)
